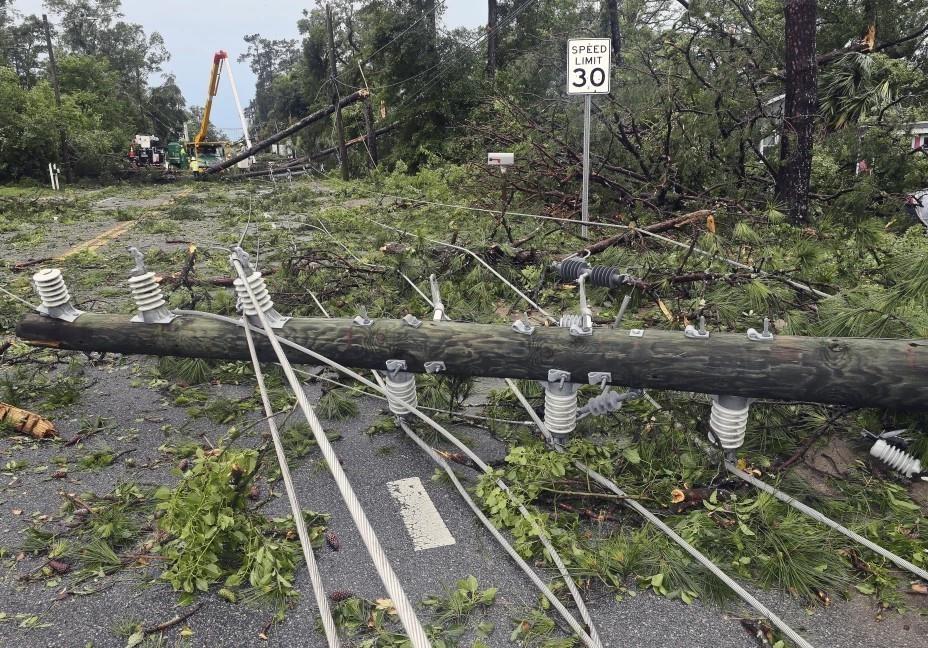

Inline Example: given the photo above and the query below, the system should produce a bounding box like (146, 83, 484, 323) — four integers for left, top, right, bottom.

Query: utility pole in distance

(363, 96, 378, 167)
(487, 0, 498, 78)
(42, 14, 70, 182)
(326, 4, 349, 181)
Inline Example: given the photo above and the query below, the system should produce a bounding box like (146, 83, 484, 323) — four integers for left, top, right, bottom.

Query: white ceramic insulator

(583, 390, 625, 417)
(234, 271, 274, 316)
(128, 271, 166, 313)
(545, 387, 578, 437)
(709, 395, 749, 450)
(870, 439, 922, 478)
(384, 373, 418, 416)
(559, 313, 582, 329)
(32, 268, 71, 308)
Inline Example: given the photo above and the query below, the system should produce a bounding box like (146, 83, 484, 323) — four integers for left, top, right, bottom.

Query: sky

(12, 1, 485, 136)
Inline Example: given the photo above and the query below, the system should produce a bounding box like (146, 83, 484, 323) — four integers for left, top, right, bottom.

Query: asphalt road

(1, 356, 926, 648)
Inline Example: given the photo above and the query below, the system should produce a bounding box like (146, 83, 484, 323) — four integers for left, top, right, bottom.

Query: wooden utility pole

(41, 15, 61, 106)
(606, 0, 622, 65)
(326, 4, 350, 181)
(425, 0, 437, 54)
(363, 96, 378, 167)
(42, 14, 70, 182)
(487, 0, 498, 78)
(205, 89, 367, 174)
(776, 0, 818, 224)
(16, 313, 928, 411)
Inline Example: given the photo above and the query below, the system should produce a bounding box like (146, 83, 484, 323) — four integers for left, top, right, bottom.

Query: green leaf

(125, 630, 144, 648)
(622, 446, 641, 465)
(855, 583, 876, 595)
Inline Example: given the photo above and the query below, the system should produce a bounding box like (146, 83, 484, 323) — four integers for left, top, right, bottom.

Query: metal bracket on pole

(684, 316, 709, 339)
(747, 317, 774, 341)
(401, 314, 422, 328)
(385, 359, 407, 378)
(547, 369, 571, 386)
(424, 361, 446, 374)
(588, 372, 611, 388)
(353, 305, 373, 327)
(511, 319, 535, 335)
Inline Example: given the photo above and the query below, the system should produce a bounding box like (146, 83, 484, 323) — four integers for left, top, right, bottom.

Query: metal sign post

(567, 38, 611, 239)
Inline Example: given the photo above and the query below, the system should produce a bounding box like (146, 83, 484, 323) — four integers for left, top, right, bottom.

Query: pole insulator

(32, 268, 82, 322)
(127, 260, 176, 325)
(231, 247, 289, 329)
(383, 360, 418, 417)
(709, 395, 750, 450)
(555, 258, 628, 288)
(870, 439, 923, 479)
(544, 370, 578, 439)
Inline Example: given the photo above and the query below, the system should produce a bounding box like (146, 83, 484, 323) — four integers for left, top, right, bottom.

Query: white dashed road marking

(387, 477, 456, 551)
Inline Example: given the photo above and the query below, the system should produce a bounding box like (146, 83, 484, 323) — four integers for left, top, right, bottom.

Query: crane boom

(194, 50, 227, 148)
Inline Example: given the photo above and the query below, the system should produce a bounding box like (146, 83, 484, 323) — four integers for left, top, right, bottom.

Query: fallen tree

(205, 90, 368, 174)
(236, 123, 398, 180)
(16, 313, 928, 410)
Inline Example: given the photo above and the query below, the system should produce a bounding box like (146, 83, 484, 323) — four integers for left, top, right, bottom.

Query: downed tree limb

(0, 402, 57, 438)
(205, 90, 368, 174)
(236, 122, 398, 179)
(576, 209, 713, 256)
(11, 257, 55, 272)
(15, 313, 928, 410)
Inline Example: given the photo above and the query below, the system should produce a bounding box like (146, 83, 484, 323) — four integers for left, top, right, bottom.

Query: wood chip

(0, 403, 57, 439)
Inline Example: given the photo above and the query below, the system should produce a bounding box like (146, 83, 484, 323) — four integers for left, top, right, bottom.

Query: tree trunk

(487, 0, 498, 77)
(42, 14, 71, 182)
(204, 90, 367, 174)
(424, 0, 437, 54)
(776, 0, 818, 224)
(606, 0, 622, 64)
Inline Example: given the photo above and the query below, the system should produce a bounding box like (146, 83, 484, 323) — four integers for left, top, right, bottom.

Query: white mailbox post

(487, 152, 514, 173)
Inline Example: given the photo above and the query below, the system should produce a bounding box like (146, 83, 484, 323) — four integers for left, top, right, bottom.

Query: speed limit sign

(567, 38, 611, 94)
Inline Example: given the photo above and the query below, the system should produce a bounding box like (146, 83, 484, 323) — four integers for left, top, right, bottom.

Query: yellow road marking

(57, 221, 134, 260)
(56, 186, 196, 260)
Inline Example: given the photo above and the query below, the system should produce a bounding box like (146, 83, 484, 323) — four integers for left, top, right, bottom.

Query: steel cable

(226, 260, 432, 648)
(239, 311, 341, 648)
(175, 309, 600, 648)
(504, 380, 817, 648)
(394, 416, 599, 646)
(726, 462, 928, 582)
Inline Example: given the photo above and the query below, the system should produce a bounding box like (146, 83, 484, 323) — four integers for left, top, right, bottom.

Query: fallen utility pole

(204, 89, 368, 174)
(236, 123, 397, 179)
(16, 313, 928, 410)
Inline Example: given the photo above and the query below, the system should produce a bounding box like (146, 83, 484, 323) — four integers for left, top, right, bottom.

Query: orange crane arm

(194, 50, 228, 147)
